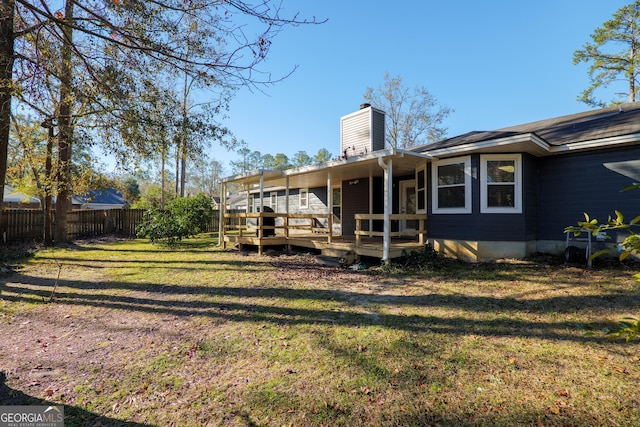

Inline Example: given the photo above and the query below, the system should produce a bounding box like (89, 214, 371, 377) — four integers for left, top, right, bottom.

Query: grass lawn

(0, 233, 639, 426)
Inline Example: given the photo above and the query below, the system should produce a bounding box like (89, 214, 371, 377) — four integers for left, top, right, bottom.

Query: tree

(314, 148, 333, 164)
(187, 157, 224, 199)
(121, 177, 141, 204)
(573, 2, 640, 107)
(0, 1, 323, 242)
(7, 114, 114, 243)
(292, 151, 312, 168)
(363, 73, 453, 149)
(272, 153, 291, 171)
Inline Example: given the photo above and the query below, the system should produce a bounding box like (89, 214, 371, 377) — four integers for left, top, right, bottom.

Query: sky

(208, 1, 630, 175)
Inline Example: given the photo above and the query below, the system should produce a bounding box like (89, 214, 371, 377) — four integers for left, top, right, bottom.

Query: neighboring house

(220, 103, 640, 262)
(3, 185, 41, 209)
(224, 192, 249, 211)
(73, 188, 127, 210)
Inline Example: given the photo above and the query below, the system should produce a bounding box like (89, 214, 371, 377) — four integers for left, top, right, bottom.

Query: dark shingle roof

(74, 188, 125, 206)
(413, 102, 640, 154)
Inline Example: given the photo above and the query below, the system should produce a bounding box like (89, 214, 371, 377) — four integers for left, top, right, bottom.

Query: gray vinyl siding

(427, 154, 532, 241)
(340, 108, 385, 157)
(536, 147, 640, 242)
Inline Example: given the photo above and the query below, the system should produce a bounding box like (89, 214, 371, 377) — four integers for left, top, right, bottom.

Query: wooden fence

(0, 208, 231, 243)
(67, 209, 146, 239)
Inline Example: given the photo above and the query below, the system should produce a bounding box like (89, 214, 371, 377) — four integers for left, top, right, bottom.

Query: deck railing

(223, 212, 426, 246)
(354, 213, 427, 246)
(223, 212, 334, 243)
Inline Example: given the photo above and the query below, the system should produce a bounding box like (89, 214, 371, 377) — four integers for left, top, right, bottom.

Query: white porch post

(378, 157, 393, 263)
(218, 182, 226, 247)
(327, 171, 332, 243)
(245, 184, 250, 212)
(259, 171, 264, 212)
(285, 177, 290, 214)
(285, 176, 290, 247)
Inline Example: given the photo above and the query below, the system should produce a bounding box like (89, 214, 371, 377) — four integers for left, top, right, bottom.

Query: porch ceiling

(223, 149, 431, 189)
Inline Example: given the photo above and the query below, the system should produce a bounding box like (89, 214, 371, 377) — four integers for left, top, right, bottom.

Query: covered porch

(219, 148, 432, 262)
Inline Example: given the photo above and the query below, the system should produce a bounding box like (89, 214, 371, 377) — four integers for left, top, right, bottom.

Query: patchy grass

(0, 233, 639, 426)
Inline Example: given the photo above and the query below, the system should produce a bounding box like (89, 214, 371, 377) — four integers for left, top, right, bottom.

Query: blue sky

(213, 1, 630, 173)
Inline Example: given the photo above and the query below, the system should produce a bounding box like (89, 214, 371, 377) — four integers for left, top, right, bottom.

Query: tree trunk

(180, 142, 186, 197)
(0, 0, 14, 222)
(175, 141, 179, 196)
(179, 73, 189, 197)
(161, 142, 166, 209)
(44, 125, 53, 245)
(54, 0, 74, 243)
(630, 39, 636, 103)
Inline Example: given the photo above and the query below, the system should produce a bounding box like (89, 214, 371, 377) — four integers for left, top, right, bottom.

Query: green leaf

(589, 248, 611, 260)
(614, 210, 624, 224)
(621, 182, 640, 192)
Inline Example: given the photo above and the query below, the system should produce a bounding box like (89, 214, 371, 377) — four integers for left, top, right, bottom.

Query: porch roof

(222, 148, 432, 189)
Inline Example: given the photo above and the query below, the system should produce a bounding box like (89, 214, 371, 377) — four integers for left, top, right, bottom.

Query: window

(299, 188, 309, 209)
(432, 156, 471, 214)
(480, 154, 522, 213)
(416, 167, 426, 214)
(332, 186, 341, 220)
(270, 192, 278, 211)
(248, 196, 255, 213)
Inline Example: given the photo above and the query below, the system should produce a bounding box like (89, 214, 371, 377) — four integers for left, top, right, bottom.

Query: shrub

(137, 194, 213, 244)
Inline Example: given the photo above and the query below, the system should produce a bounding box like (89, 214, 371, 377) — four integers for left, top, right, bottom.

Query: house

(72, 188, 127, 210)
(219, 103, 640, 262)
(3, 185, 41, 209)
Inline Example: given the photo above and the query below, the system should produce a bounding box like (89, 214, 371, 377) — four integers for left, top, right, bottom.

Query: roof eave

(424, 133, 551, 158)
(549, 133, 640, 154)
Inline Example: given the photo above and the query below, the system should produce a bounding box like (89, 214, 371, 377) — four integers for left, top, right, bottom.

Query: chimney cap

(360, 103, 371, 110)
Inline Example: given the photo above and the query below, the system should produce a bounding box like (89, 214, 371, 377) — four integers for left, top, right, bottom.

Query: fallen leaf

(360, 386, 373, 395)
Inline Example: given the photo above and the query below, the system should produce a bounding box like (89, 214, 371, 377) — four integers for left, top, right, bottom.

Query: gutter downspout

(377, 156, 393, 263)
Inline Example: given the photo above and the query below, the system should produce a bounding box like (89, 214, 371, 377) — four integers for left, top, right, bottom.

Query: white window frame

(480, 154, 522, 214)
(431, 156, 472, 214)
(248, 196, 255, 213)
(299, 188, 309, 209)
(270, 191, 278, 211)
(416, 165, 427, 214)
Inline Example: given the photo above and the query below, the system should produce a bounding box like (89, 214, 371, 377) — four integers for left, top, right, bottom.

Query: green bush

(137, 194, 213, 244)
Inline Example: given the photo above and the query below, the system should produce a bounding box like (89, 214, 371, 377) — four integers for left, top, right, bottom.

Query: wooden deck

(222, 212, 427, 260)
(223, 233, 425, 260)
